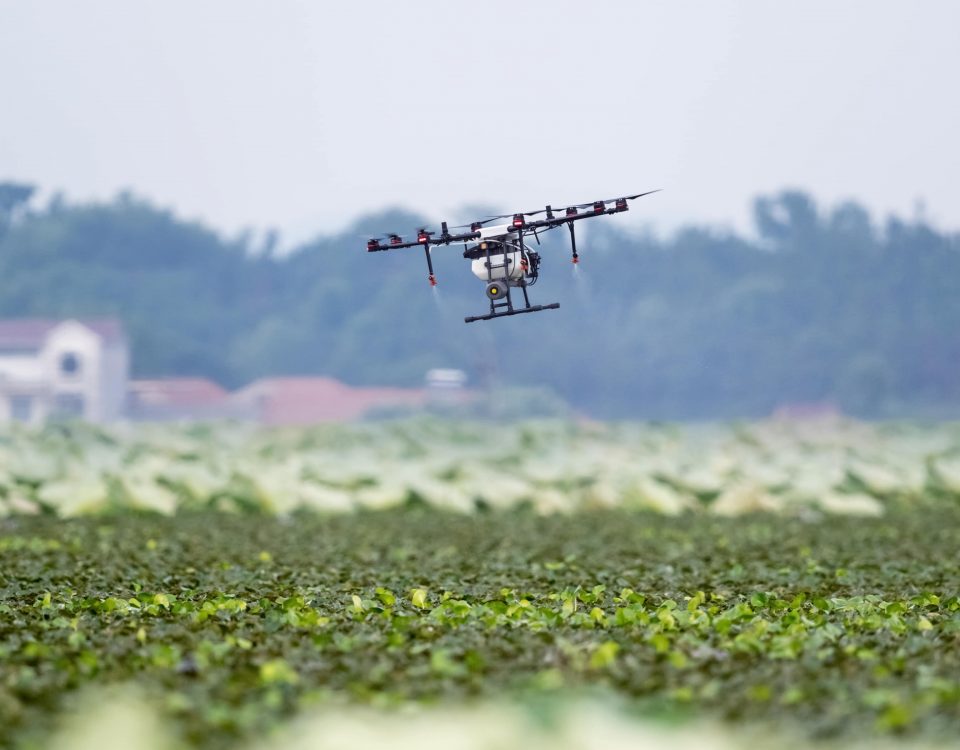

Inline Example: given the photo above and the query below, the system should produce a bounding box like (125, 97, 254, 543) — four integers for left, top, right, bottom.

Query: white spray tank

(469, 226, 527, 285)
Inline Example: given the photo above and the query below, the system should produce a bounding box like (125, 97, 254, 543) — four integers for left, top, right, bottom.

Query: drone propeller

(479, 204, 560, 220)
(415, 227, 437, 244)
(575, 189, 662, 208)
(496, 192, 661, 219)
(452, 218, 499, 230)
(618, 189, 662, 201)
(484, 210, 551, 221)
(366, 233, 400, 251)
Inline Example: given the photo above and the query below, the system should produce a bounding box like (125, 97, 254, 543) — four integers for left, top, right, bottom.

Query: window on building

(9, 395, 33, 422)
(60, 352, 81, 377)
(52, 393, 85, 420)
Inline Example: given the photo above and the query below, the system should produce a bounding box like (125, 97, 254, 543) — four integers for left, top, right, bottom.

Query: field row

(2, 510, 959, 746)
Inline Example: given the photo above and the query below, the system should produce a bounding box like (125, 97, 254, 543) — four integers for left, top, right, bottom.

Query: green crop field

(2, 420, 960, 749)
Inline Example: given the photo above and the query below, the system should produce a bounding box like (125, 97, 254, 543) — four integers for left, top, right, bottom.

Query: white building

(0, 318, 129, 425)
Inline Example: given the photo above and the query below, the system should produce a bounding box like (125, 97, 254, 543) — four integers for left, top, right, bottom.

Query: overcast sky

(1, 1, 958, 245)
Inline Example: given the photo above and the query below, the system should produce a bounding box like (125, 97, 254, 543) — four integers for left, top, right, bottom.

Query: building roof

(232, 377, 425, 424)
(0, 318, 126, 349)
(129, 378, 228, 408)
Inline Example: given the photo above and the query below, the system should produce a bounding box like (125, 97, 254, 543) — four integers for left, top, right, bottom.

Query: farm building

(126, 377, 235, 421)
(229, 377, 426, 425)
(0, 319, 464, 425)
(0, 318, 129, 425)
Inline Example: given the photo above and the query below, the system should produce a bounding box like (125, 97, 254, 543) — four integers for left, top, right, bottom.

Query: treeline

(1, 182, 958, 418)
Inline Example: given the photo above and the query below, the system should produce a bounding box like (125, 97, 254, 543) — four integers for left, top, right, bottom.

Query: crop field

(2, 419, 960, 748)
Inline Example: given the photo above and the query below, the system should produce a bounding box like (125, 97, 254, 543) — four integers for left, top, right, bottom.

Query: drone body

(366, 190, 659, 323)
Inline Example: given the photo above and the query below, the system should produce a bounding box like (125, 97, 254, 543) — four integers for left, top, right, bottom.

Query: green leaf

(650, 633, 670, 653)
(259, 659, 299, 685)
(590, 640, 619, 669)
(153, 593, 172, 609)
(430, 648, 465, 677)
(375, 587, 396, 607)
(410, 588, 428, 609)
(589, 606, 606, 625)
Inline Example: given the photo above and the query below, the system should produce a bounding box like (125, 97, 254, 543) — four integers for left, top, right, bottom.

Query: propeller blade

(596, 188, 663, 208)
(452, 218, 499, 229)
(491, 210, 550, 218)
(624, 189, 662, 200)
(451, 191, 661, 228)
(585, 189, 663, 206)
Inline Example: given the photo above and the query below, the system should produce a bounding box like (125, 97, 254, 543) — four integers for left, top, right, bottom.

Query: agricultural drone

(365, 190, 660, 323)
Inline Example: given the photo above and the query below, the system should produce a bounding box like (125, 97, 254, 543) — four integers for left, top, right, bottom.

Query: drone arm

(367, 240, 419, 252)
(423, 245, 437, 286)
(532, 207, 615, 230)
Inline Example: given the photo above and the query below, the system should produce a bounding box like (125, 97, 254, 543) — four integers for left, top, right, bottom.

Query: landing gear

(465, 300, 560, 323)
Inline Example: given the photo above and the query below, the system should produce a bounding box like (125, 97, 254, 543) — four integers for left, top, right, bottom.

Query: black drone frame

(366, 190, 660, 323)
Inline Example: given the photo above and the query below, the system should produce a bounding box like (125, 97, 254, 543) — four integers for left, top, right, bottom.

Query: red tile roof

(232, 377, 425, 424)
(129, 378, 228, 407)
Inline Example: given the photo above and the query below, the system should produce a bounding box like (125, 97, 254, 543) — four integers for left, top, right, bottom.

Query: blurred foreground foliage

(3, 418, 960, 517)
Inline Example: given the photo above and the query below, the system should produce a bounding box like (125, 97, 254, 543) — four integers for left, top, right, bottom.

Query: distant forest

(1, 182, 958, 419)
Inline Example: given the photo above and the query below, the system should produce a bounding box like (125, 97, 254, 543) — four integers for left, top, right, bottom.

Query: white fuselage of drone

(468, 226, 528, 285)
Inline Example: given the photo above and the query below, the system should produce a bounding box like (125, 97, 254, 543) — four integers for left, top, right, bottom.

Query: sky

(1, 0, 958, 246)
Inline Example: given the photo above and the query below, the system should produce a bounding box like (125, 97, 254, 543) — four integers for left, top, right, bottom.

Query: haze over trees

(0, 182, 957, 419)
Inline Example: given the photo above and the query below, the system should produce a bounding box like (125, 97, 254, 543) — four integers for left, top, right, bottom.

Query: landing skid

(465, 303, 559, 323)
